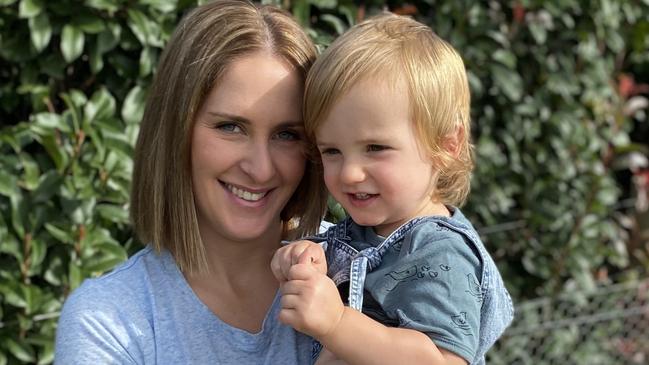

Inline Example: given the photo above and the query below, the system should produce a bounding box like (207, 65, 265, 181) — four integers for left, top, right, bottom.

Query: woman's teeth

(226, 184, 267, 201)
(354, 193, 370, 200)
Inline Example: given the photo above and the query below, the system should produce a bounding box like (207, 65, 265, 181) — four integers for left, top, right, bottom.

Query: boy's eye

(276, 130, 301, 141)
(320, 148, 340, 155)
(215, 122, 242, 133)
(367, 144, 389, 152)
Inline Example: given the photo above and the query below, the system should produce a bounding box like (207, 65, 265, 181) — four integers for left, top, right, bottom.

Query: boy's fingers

(287, 263, 318, 281)
(270, 249, 290, 282)
(297, 245, 327, 275)
(297, 244, 324, 264)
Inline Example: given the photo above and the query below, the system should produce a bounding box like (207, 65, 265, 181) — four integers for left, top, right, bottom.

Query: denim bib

(312, 208, 514, 364)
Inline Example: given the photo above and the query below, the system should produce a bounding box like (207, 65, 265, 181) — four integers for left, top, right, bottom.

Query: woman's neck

(184, 224, 283, 333)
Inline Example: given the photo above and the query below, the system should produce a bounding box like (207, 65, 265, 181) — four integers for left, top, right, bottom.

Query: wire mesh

(487, 278, 649, 365)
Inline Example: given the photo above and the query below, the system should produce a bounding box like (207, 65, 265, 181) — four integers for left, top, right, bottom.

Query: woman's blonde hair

(304, 13, 473, 206)
(131, 0, 327, 274)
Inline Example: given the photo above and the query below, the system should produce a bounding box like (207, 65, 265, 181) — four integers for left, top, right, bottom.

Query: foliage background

(0, 0, 647, 363)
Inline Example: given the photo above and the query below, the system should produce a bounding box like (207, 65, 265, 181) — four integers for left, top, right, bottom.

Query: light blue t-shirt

(55, 246, 313, 364)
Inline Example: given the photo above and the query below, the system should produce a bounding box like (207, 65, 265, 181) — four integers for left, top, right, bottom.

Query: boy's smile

(316, 77, 449, 236)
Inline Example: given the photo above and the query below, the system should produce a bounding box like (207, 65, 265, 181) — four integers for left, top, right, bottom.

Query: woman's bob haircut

(130, 0, 327, 274)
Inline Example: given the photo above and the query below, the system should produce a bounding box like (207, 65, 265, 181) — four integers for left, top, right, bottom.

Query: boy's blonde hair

(130, 0, 327, 274)
(304, 13, 473, 206)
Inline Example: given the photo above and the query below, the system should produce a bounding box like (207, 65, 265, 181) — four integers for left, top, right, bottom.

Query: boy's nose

(340, 159, 366, 185)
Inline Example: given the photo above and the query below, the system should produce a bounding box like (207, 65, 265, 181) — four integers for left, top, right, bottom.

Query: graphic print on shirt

(450, 312, 473, 336)
(465, 273, 484, 302)
(384, 264, 440, 292)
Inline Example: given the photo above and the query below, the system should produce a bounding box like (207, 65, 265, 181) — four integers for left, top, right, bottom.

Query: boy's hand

(278, 262, 345, 340)
(271, 240, 327, 282)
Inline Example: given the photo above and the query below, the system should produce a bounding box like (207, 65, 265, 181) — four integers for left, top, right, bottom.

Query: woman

(55, 0, 327, 363)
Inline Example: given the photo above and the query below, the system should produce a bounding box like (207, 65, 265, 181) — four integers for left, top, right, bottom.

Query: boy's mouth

(348, 192, 378, 200)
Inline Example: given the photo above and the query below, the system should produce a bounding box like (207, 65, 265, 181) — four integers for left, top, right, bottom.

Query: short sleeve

(55, 281, 142, 364)
(367, 232, 483, 363)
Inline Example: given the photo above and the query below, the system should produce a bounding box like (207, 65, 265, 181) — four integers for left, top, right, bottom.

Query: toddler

(272, 13, 514, 365)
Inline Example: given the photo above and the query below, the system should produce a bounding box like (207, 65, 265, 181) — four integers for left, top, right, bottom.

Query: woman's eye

(215, 123, 242, 133)
(367, 144, 389, 152)
(276, 130, 300, 141)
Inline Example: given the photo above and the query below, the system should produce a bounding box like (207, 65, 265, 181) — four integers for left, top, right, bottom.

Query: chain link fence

(487, 277, 649, 364)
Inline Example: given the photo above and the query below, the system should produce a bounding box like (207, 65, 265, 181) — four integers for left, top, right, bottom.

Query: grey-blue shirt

(55, 246, 313, 364)
(315, 208, 514, 364)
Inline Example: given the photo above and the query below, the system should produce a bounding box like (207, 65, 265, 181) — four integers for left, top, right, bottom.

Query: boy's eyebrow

(207, 111, 304, 128)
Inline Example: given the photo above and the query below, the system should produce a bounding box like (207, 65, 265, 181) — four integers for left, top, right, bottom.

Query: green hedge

(0, 0, 647, 363)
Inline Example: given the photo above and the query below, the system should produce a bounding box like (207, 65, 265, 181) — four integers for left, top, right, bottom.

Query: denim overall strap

(347, 247, 379, 310)
(347, 217, 429, 312)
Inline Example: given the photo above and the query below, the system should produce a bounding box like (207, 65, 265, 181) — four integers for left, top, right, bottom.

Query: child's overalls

(311, 209, 514, 365)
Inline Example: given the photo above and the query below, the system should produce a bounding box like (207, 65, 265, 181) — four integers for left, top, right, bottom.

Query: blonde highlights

(304, 13, 473, 206)
(131, 0, 326, 274)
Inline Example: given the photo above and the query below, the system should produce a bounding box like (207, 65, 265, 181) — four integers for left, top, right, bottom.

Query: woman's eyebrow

(207, 111, 250, 124)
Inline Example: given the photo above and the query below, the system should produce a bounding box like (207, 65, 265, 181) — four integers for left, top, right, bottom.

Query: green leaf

(491, 65, 523, 101)
(60, 25, 85, 63)
(44, 223, 73, 244)
(10, 192, 27, 239)
(44, 256, 65, 286)
(141, 0, 177, 13)
(139, 46, 156, 77)
(96, 203, 129, 224)
(84, 242, 127, 273)
(37, 343, 54, 365)
(22, 284, 43, 314)
(28, 12, 52, 52)
(89, 40, 104, 74)
(321, 14, 347, 35)
(39, 133, 69, 172)
(97, 23, 121, 54)
(121, 85, 146, 125)
(0, 170, 18, 197)
(310, 0, 336, 9)
(32, 112, 70, 133)
(492, 49, 516, 69)
(127, 9, 157, 46)
(20, 152, 40, 191)
(85, 0, 119, 13)
(32, 170, 62, 203)
(68, 260, 82, 290)
(84, 88, 116, 123)
(3, 338, 35, 363)
(292, 0, 309, 26)
(0, 0, 18, 6)
(74, 14, 106, 34)
(18, 0, 43, 18)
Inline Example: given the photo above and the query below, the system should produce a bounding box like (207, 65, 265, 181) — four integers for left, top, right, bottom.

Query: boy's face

(315, 78, 448, 236)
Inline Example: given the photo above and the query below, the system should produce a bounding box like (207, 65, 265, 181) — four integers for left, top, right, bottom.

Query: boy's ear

(442, 125, 464, 158)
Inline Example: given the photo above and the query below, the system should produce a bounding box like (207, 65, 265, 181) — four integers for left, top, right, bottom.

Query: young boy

(272, 13, 514, 365)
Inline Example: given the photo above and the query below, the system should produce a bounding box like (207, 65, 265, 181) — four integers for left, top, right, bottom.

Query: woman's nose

(240, 141, 275, 183)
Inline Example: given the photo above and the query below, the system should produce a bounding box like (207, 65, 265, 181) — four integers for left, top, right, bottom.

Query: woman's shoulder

(60, 246, 170, 318)
(55, 246, 166, 363)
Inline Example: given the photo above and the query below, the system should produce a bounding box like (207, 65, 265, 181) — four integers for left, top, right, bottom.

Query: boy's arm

(320, 307, 467, 365)
(279, 264, 467, 365)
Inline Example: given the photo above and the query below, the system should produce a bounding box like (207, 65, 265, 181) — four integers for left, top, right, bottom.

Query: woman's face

(191, 52, 306, 244)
